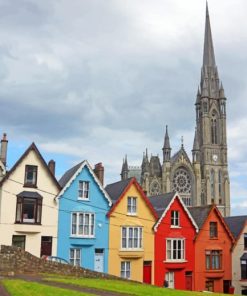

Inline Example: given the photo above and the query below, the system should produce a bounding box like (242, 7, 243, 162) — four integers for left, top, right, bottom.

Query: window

(70, 248, 81, 266)
(127, 197, 137, 215)
(24, 165, 37, 187)
(206, 250, 222, 270)
(165, 272, 175, 289)
(211, 114, 218, 144)
(16, 196, 42, 224)
(78, 181, 89, 200)
(121, 261, 130, 279)
(12, 235, 26, 249)
(218, 170, 222, 197)
(166, 239, 185, 261)
(210, 222, 218, 238)
(171, 211, 180, 227)
(205, 280, 214, 292)
(210, 170, 215, 198)
(241, 259, 247, 280)
(244, 233, 247, 250)
(71, 212, 95, 237)
(121, 227, 142, 249)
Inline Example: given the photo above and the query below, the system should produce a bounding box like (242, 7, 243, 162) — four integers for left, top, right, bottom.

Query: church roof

(171, 145, 192, 166)
(224, 215, 247, 240)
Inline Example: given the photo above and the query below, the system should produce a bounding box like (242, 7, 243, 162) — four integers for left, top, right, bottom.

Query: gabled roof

(57, 160, 112, 206)
(106, 177, 158, 219)
(0, 142, 61, 191)
(149, 192, 198, 232)
(189, 205, 235, 242)
(224, 215, 247, 240)
(171, 146, 192, 166)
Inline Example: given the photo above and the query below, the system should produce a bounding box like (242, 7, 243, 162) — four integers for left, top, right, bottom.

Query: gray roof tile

(188, 205, 212, 229)
(105, 178, 132, 204)
(59, 161, 84, 188)
(148, 192, 175, 217)
(224, 215, 247, 239)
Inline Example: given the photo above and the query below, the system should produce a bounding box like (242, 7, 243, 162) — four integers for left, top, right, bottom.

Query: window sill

(23, 184, 37, 188)
(15, 222, 41, 225)
(164, 260, 187, 263)
(209, 237, 218, 240)
(70, 235, 95, 239)
(77, 198, 90, 201)
(120, 248, 143, 252)
(170, 225, 181, 229)
(127, 213, 137, 216)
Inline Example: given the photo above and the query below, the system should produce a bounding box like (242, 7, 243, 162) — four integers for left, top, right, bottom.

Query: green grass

(44, 275, 227, 296)
(1, 279, 96, 296)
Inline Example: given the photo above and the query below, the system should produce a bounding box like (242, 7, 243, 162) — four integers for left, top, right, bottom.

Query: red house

(189, 205, 235, 293)
(149, 192, 198, 290)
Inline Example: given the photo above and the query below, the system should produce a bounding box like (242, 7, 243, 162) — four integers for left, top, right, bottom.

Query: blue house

(57, 161, 112, 273)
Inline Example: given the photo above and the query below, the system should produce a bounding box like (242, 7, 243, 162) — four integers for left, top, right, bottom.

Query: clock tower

(194, 3, 230, 216)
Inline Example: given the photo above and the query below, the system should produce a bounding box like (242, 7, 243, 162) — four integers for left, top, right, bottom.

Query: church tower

(195, 3, 230, 216)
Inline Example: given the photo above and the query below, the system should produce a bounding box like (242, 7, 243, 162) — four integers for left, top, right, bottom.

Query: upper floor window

(209, 222, 218, 239)
(171, 210, 180, 227)
(166, 238, 185, 261)
(78, 181, 89, 200)
(121, 227, 142, 250)
(24, 165, 37, 187)
(16, 194, 42, 224)
(206, 250, 222, 270)
(127, 197, 137, 215)
(71, 212, 95, 237)
(244, 233, 247, 250)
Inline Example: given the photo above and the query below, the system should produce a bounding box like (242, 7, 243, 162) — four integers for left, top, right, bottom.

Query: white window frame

(171, 210, 180, 227)
(165, 271, 175, 289)
(78, 181, 89, 200)
(166, 238, 185, 262)
(121, 261, 131, 279)
(127, 197, 137, 215)
(121, 226, 143, 250)
(70, 248, 81, 266)
(71, 212, 95, 238)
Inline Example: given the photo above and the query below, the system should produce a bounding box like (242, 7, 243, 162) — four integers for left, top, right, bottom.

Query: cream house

(0, 139, 61, 257)
(225, 216, 247, 295)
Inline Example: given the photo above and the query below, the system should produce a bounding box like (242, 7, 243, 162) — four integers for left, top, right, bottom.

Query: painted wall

(194, 209, 233, 293)
(232, 223, 247, 295)
(0, 149, 59, 257)
(57, 165, 111, 273)
(154, 197, 196, 289)
(108, 182, 156, 283)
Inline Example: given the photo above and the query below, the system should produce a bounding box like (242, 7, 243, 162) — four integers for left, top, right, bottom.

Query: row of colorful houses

(0, 136, 246, 294)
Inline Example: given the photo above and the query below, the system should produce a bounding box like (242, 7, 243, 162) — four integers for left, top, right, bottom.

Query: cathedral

(120, 4, 230, 217)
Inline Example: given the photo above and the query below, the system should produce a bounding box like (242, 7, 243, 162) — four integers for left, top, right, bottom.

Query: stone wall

(0, 245, 118, 279)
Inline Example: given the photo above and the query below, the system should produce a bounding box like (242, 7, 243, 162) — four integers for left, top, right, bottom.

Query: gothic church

(120, 4, 230, 217)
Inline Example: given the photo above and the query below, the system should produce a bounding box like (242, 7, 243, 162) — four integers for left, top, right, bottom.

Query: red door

(143, 261, 152, 284)
(185, 272, 192, 290)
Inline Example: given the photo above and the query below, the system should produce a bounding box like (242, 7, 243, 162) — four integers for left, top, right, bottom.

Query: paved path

(13, 274, 132, 296)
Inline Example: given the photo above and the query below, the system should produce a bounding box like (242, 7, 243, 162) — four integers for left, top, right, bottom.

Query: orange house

(189, 205, 235, 293)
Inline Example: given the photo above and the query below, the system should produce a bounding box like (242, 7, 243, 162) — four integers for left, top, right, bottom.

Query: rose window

(172, 168, 191, 194)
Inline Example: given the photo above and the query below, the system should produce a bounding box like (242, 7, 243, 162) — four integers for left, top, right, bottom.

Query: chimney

(48, 159, 55, 175)
(94, 162, 104, 185)
(0, 133, 8, 166)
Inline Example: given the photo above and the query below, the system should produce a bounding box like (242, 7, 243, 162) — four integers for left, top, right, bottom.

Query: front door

(94, 249, 104, 272)
(143, 261, 152, 284)
(41, 236, 52, 257)
(185, 271, 192, 290)
(165, 272, 175, 289)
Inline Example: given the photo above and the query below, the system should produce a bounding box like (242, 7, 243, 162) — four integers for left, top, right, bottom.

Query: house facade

(225, 216, 247, 295)
(0, 141, 61, 257)
(57, 160, 112, 273)
(189, 205, 234, 293)
(149, 193, 198, 289)
(106, 178, 158, 284)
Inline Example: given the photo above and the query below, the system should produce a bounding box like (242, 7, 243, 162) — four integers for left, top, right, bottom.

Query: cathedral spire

(120, 155, 129, 180)
(163, 125, 171, 162)
(203, 2, 216, 67)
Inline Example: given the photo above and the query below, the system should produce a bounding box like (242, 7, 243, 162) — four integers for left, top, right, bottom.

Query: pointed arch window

(211, 111, 218, 144)
(218, 170, 222, 197)
(210, 170, 215, 198)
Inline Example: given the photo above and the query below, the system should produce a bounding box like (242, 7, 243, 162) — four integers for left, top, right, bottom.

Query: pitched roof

(224, 215, 247, 240)
(148, 192, 175, 218)
(58, 160, 112, 206)
(0, 142, 61, 190)
(105, 178, 132, 204)
(106, 177, 158, 219)
(188, 205, 212, 229)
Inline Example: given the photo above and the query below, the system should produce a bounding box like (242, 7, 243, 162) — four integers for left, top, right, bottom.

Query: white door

(94, 249, 104, 272)
(165, 272, 175, 289)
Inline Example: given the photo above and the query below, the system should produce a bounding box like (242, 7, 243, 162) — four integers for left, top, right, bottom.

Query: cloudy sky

(0, 0, 247, 215)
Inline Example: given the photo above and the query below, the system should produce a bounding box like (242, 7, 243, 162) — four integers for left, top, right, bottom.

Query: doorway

(41, 236, 52, 257)
(94, 249, 104, 272)
(143, 261, 152, 284)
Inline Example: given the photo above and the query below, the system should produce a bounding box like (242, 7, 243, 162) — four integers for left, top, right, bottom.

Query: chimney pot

(94, 162, 104, 185)
(48, 159, 55, 175)
(0, 133, 8, 166)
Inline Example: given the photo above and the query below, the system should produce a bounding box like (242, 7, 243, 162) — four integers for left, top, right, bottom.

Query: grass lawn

(1, 279, 96, 296)
(44, 275, 227, 296)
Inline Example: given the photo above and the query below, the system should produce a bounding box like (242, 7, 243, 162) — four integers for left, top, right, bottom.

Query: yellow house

(105, 178, 158, 284)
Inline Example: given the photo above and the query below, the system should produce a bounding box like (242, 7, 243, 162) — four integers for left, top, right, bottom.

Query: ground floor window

(12, 235, 26, 249)
(242, 289, 247, 295)
(165, 272, 175, 289)
(205, 280, 214, 292)
(70, 248, 81, 266)
(121, 261, 130, 279)
(241, 259, 247, 279)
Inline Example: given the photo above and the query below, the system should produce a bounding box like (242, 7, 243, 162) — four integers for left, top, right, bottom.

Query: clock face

(212, 154, 218, 162)
(150, 180, 161, 195)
